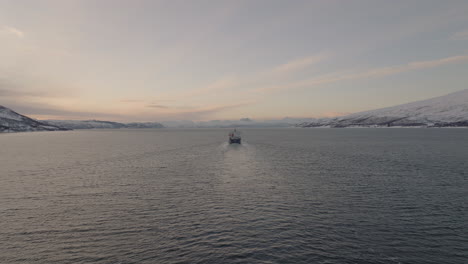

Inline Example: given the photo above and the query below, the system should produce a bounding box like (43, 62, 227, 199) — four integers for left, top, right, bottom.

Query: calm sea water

(0, 128, 467, 264)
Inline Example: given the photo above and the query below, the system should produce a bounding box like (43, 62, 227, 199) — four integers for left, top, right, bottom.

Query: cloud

(151, 75, 240, 105)
(169, 102, 254, 121)
(0, 87, 53, 98)
(160, 53, 329, 102)
(451, 30, 468, 40)
(120, 99, 144, 103)
(270, 53, 329, 74)
(0, 71, 79, 99)
(181, 76, 238, 98)
(255, 54, 468, 93)
(1, 26, 24, 38)
(347, 55, 468, 79)
(146, 104, 169, 109)
(2, 101, 123, 120)
(156, 102, 254, 120)
(0, 77, 62, 99)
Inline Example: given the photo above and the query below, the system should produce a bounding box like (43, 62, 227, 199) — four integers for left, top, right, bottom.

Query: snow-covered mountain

(43, 120, 126, 129)
(0, 105, 67, 132)
(43, 120, 164, 129)
(298, 89, 468, 128)
(0, 106, 164, 132)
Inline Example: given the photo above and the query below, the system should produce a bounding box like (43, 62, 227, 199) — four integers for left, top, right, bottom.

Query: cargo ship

(229, 129, 241, 144)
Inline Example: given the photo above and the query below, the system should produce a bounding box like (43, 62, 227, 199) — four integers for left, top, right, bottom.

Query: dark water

(0, 128, 467, 264)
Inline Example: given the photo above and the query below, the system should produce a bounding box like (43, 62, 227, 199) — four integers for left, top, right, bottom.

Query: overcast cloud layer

(1, 0, 468, 121)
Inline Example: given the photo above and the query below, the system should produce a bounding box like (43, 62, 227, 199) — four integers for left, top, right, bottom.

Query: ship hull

(229, 138, 241, 144)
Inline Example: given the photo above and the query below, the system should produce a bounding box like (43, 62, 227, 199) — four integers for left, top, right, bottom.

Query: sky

(1, 0, 468, 121)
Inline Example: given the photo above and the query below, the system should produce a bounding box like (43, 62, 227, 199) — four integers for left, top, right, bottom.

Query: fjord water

(0, 128, 466, 264)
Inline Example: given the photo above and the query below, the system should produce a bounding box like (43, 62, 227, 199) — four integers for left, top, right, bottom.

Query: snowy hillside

(0, 105, 67, 132)
(43, 120, 164, 129)
(0, 106, 164, 132)
(298, 89, 468, 128)
(43, 120, 127, 129)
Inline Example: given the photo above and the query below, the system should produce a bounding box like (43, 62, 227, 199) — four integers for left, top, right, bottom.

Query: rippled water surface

(1, 128, 467, 263)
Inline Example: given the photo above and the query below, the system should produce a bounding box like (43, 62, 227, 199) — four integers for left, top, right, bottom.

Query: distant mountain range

(298, 89, 468, 128)
(0, 106, 164, 133)
(43, 120, 164, 130)
(2, 89, 468, 132)
(0, 105, 67, 132)
(159, 118, 316, 128)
